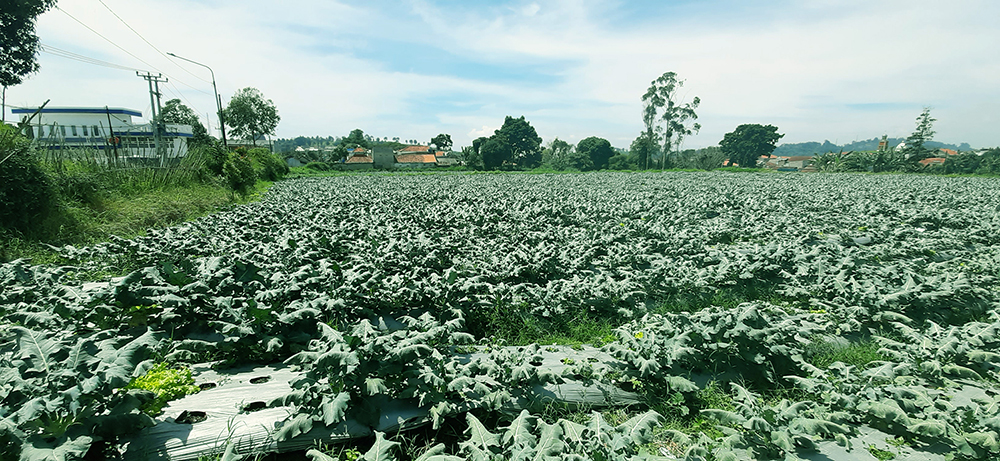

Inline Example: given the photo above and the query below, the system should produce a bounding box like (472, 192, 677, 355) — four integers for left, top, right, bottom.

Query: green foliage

(307, 161, 332, 171)
(5, 172, 1000, 458)
(576, 137, 615, 170)
(344, 129, 370, 149)
(0, 0, 56, 87)
(720, 124, 784, 168)
(478, 116, 542, 170)
(223, 150, 257, 196)
(125, 362, 200, 415)
(867, 444, 897, 460)
(160, 98, 212, 145)
(641, 72, 701, 169)
(223, 87, 280, 145)
(807, 339, 886, 369)
(185, 140, 227, 176)
(247, 147, 289, 181)
(430, 133, 452, 151)
(0, 127, 57, 235)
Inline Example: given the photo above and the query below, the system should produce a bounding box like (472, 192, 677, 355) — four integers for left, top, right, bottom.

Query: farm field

(3, 171, 1000, 460)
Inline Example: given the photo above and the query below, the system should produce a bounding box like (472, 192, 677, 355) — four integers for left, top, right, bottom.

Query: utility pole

(166, 52, 227, 150)
(137, 71, 168, 166)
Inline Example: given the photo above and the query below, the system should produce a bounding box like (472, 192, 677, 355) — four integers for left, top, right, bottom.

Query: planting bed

(3, 171, 1000, 460)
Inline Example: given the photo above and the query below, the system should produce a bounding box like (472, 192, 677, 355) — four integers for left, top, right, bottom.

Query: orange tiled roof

(395, 153, 437, 164)
(435, 151, 448, 157)
(345, 154, 373, 164)
(939, 148, 959, 156)
(919, 157, 946, 166)
(398, 145, 430, 153)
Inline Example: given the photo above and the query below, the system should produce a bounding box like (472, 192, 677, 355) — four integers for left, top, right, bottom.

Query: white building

(11, 106, 194, 162)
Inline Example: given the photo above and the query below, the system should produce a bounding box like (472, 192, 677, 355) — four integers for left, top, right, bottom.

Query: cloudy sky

(6, 0, 999, 149)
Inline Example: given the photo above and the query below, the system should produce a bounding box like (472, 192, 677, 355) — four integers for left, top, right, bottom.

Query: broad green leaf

(362, 431, 400, 461)
(618, 411, 664, 445)
(700, 409, 747, 426)
(503, 409, 538, 447)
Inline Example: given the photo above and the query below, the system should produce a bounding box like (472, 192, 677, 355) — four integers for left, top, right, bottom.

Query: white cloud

(7, 0, 999, 149)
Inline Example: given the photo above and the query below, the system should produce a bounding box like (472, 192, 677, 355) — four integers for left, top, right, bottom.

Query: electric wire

(40, 43, 144, 72)
(40, 42, 208, 121)
(96, 0, 212, 85)
(55, 5, 211, 96)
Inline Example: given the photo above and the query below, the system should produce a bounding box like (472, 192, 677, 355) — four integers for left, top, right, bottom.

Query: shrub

(0, 127, 58, 235)
(305, 161, 330, 171)
(223, 151, 257, 196)
(248, 147, 289, 181)
(185, 141, 227, 177)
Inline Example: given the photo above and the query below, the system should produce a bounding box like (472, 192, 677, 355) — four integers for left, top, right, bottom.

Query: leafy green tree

(686, 146, 726, 170)
(720, 124, 783, 168)
(491, 115, 542, 169)
(642, 72, 701, 169)
(159, 99, 212, 147)
(1, 0, 57, 118)
(343, 129, 369, 149)
(223, 87, 280, 146)
(430, 133, 452, 151)
(629, 131, 657, 170)
(543, 138, 590, 171)
(461, 144, 483, 170)
(608, 154, 636, 170)
(479, 137, 509, 170)
(576, 136, 614, 170)
(899, 108, 936, 166)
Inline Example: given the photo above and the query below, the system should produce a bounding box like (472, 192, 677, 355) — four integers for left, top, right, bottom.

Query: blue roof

(11, 107, 142, 117)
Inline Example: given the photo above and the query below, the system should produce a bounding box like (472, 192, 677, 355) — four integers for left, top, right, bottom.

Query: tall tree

(642, 72, 700, 169)
(344, 129, 369, 148)
(629, 131, 657, 170)
(430, 133, 452, 151)
(160, 98, 211, 147)
(479, 137, 509, 171)
(223, 87, 279, 146)
(492, 115, 542, 169)
(719, 124, 783, 168)
(544, 137, 592, 171)
(576, 136, 614, 170)
(1, 0, 57, 121)
(900, 108, 936, 164)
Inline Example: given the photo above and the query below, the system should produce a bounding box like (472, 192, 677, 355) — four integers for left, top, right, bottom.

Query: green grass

(807, 339, 887, 369)
(1, 177, 272, 267)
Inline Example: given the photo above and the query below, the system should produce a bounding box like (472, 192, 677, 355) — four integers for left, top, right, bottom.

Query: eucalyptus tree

(641, 72, 701, 169)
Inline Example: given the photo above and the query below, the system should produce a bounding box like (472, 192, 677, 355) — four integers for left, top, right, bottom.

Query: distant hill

(772, 137, 973, 157)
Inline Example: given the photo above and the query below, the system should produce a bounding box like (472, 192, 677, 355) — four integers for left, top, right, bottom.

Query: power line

(40, 43, 208, 119)
(55, 5, 211, 96)
(40, 43, 144, 72)
(96, 0, 212, 85)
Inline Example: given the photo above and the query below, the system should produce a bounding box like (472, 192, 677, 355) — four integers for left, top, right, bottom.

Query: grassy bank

(0, 127, 282, 264)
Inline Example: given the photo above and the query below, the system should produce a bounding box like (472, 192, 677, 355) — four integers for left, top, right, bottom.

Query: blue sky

(6, 0, 999, 149)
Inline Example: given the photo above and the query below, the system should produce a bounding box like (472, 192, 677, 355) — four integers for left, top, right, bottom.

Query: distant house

(395, 145, 431, 154)
(938, 148, 959, 156)
(343, 152, 374, 170)
(395, 153, 437, 168)
(919, 157, 946, 166)
(761, 154, 813, 171)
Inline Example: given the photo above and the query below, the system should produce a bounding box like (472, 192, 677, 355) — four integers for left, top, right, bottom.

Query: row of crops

(3, 171, 1000, 460)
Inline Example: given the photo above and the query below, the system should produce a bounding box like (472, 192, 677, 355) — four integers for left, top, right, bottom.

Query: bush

(223, 151, 257, 196)
(185, 141, 227, 177)
(248, 147, 289, 181)
(305, 161, 330, 171)
(0, 127, 58, 235)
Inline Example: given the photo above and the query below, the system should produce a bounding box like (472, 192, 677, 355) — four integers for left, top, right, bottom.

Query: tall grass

(0, 133, 252, 265)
